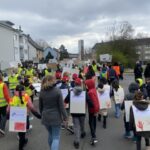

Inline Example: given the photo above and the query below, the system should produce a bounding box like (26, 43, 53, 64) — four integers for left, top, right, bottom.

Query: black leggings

(18, 116, 29, 150)
(136, 135, 149, 150)
(89, 113, 96, 138)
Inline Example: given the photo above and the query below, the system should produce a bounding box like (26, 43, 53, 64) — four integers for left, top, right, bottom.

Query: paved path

(0, 74, 146, 150)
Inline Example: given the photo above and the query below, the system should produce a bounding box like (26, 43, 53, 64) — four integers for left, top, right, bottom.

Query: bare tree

(36, 39, 49, 48)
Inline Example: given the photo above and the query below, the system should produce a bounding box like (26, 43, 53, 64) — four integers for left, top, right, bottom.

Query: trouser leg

(89, 114, 96, 138)
(0, 106, 7, 131)
(136, 135, 142, 150)
(73, 117, 80, 143)
(18, 132, 26, 150)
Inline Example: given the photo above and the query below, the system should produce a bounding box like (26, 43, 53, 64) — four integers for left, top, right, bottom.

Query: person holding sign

(97, 82, 110, 129)
(65, 78, 86, 149)
(9, 85, 41, 150)
(85, 79, 100, 145)
(130, 91, 150, 150)
(121, 82, 139, 139)
(111, 80, 124, 118)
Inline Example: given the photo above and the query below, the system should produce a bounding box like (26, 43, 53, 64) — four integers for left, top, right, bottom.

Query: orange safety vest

(113, 66, 120, 76)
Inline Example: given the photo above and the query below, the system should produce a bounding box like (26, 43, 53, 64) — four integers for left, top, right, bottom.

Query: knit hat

(62, 76, 69, 82)
(72, 73, 78, 80)
(55, 72, 61, 79)
(75, 78, 82, 86)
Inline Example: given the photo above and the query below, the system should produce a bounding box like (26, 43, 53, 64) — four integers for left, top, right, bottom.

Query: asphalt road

(0, 74, 146, 150)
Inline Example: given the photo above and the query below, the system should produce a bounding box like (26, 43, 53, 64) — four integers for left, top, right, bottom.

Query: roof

(0, 20, 16, 31)
(45, 47, 60, 53)
(28, 36, 44, 51)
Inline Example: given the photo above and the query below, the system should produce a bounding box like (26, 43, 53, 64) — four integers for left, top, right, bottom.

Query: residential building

(92, 38, 150, 64)
(0, 21, 19, 69)
(0, 20, 44, 69)
(44, 47, 60, 60)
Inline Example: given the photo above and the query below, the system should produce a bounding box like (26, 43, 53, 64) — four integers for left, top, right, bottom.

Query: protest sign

(97, 91, 111, 109)
(9, 107, 27, 132)
(32, 83, 41, 92)
(61, 89, 68, 100)
(70, 91, 86, 114)
(114, 87, 124, 104)
(132, 105, 150, 132)
(125, 101, 133, 122)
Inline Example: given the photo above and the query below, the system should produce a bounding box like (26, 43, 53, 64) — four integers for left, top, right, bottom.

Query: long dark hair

(15, 85, 25, 104)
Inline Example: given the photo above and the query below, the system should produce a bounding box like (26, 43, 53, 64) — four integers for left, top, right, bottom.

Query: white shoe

(0, 129, 5, 135)
(29, 116, 34, 121)
(29, 125, 33, 130)
(145, 146, 150, 150)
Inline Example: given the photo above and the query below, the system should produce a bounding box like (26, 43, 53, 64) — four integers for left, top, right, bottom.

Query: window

(145, 56, 150, 59)
(14, 34, 18, 41)
(145, 51, 150, 54)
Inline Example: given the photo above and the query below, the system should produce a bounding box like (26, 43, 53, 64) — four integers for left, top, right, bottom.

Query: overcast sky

(0, 0, 150, 53)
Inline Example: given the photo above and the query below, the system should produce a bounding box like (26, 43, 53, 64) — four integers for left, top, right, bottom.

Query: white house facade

(0, 20, 44, 69)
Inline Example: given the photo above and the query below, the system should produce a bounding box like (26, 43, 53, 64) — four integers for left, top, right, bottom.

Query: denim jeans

(45, 125, 61, 150)
(115, 103, 121, 118)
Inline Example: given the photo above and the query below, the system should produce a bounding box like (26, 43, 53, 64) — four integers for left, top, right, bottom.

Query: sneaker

(73, 142, 79, 149)
(29, 116, 34, 121)
(17, 135, 20, 140)
(132, 136, 137, 143)
(67, 127, 74, 134)
(90, 138, 98, 145)
(81, 132, 86, 138)
(29, 125, 33, 130)
(0, 129, 5, 135)
(61, 125, 65, 130)
(93, 138, 98, 144)
(24, 138, 28, 146)
(124, 132, 132, 139)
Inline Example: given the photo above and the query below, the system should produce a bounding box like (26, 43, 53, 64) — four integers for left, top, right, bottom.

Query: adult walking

(134, 61, 143, 81)
(144, 63, 150, 82)
(39, 75, 68, 150)
(0, 73, 10, 135)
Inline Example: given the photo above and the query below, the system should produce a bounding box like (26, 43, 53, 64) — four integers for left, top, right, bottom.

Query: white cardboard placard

(114, 87, 124, 104)
(132, 105, 150, 132)
(70, 91, 86, 114)
(32, 83, 41, 92)
(97, 91, 111, 109)
(9, 107, 27, 132)
(61, 89, 68, 100)
(125, 101, 133, 122)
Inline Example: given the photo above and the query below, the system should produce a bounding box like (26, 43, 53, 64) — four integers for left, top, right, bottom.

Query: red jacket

(85, 79, 100, 113)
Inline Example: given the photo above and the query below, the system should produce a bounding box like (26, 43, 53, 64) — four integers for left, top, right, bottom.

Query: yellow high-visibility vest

(0, 83, 7, 107)
(10, 94, 28, 107)
(8, 74, 19, 90)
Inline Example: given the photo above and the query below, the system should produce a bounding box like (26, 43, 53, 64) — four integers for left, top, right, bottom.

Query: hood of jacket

(73, 86, 83, 96)
(133, 100, 149, 111)
(136, 78, 143, 87)
(128, 83, 139, 93)
(85, 79, 95, 90)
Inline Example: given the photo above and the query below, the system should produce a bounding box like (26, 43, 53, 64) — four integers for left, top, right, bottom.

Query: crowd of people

(0, 60, 150, 150)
